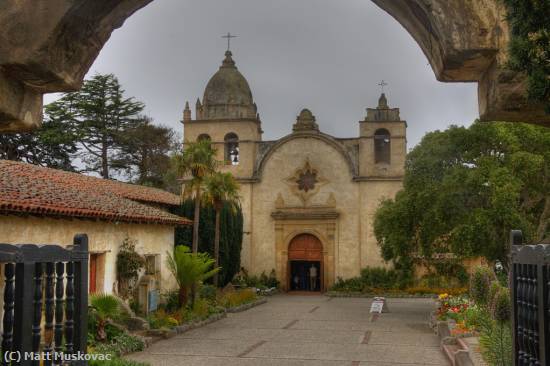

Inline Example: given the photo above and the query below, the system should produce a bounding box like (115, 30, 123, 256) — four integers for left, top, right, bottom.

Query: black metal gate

(0, 234, 88, 365)
(510, 230, 550, 366)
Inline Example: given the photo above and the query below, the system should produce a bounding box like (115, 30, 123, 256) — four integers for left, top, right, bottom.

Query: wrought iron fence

(510, 230, 550, 366)
(0, 234, 88, 365)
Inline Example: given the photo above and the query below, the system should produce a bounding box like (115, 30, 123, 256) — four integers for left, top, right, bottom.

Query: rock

(125, 316, 150, 331)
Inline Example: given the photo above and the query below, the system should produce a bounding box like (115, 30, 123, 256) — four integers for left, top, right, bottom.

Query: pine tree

(0, 103, 78, 171)
(46, 73, 144, 178)
(114, 115, 178, 187)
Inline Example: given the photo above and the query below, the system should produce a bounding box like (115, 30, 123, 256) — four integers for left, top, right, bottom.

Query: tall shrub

(116, 237, 145, 298)
(470, 266, 495, 306)
(173, 200, 243, 286)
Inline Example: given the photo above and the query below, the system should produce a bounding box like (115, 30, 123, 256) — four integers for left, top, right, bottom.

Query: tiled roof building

(0, 160, 189, 226)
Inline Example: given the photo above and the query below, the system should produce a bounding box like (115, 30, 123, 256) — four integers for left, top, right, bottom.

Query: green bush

(233, 269, 279, 289)
(92, 333, 145, 358)
(487, 281, 501, 311)
(147, 309, 179, 329)
(330, 266, 412, 292)
(218, 289, 257, 308)
(161, 290, 180, 313)
(479, 321, 513, 366)
(492, 286, 511, 323)
(199, 284, 218, 302)
(360, 267, 399, 289)
(463, 305, 492, 333)
(89, 357, 149, 366)
(116, 237, 145, 298)
(330, 277, 364, 292)
(470, 266, 494, 306)
(432, 261, 469, 286)
(89, 294, 122, 342)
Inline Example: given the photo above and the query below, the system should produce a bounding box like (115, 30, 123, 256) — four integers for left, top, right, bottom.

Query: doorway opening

(290, 260, 321, 291)
(287, 233, 323, 292)
(89, 252, 105, 294)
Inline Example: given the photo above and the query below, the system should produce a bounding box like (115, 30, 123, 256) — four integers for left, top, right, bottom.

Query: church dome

(200, 51, 257, 120)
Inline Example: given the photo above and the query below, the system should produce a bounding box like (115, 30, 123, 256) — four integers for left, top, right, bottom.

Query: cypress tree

(172, 200, 243, 286)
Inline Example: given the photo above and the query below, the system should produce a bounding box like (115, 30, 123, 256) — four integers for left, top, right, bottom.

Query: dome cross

(378, 80, 388, 93)
(222, 32, 238, 51)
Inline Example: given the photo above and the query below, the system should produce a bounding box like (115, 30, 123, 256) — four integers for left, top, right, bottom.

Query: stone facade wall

(183, 119, 261, 177)
(359, 120, 407, 177)
(184, 115, 407, 289)
(248, 136, 363, 286)
(0, 215, 177, 293)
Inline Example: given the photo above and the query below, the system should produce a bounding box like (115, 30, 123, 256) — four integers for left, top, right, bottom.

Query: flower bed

(433, 266, 513, 366)
(327, 286, 467, 298)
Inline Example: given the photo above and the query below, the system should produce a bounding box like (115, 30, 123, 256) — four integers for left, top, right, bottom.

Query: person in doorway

(309, 264, 317, 291)
(293, 274, 300, 290)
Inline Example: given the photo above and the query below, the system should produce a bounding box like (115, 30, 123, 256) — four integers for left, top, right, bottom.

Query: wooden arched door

(288, 234, 323, 292)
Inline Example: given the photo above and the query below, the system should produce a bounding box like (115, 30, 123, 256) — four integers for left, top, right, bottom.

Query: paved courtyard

(127, 295, 448, 365)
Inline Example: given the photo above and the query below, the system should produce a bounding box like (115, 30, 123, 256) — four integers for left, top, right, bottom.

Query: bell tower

(182, 49, 262, 179)
(358, 93, 407, 178)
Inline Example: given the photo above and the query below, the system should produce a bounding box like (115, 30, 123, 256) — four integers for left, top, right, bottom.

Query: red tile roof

(0, 160, 190, 226)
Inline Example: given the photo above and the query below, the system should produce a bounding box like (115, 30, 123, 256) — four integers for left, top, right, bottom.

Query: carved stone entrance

(272, 208, 337, 292)
(288, 234, 323, 292)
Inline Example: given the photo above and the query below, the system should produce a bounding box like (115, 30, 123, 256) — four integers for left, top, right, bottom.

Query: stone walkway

(127, 295, 448, 365)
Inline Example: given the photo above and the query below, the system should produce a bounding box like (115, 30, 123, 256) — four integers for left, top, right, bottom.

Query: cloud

(46, 0, 479, 147)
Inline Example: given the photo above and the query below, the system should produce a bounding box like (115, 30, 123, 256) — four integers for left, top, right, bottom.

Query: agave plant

(166, 245, 219, 307)
(90, 293, 121, 341)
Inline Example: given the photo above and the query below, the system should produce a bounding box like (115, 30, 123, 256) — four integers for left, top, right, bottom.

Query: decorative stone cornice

(271, 209, 339, 220)
(353, 176, 404, 182)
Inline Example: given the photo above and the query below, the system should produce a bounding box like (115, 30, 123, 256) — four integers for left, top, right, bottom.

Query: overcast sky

(46, 0, 479, 148)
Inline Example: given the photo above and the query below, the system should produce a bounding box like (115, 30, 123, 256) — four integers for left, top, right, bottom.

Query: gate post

(73, 234, 88, 365)
(510, 230, 550, 365)
(13, 262, 34, 365)
(510, 230, 521, 366)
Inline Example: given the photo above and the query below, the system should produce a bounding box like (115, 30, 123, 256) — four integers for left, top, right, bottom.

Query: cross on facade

(222, 32, 237, 51)
(378, 80, 388, 93)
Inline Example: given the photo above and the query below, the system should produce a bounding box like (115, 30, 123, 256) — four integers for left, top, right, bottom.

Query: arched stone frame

(224, 132, 239, 165)
(3, 1, 548, 133)
(254, 132, 359, 180)
(197, 133, 211, 142)
(374, 128, 391, 164)
(274, 223, 336, 292)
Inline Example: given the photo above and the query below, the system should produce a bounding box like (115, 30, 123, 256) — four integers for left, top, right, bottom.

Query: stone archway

(1, 0, 548, 133)
(287, 233, 324, 292)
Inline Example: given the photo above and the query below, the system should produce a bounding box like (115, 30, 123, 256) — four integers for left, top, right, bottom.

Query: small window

(197, 134, 211, 142)
(374, 128, 391, 164)
(224, 132, 239, 165)
(145, 254, 160, 275)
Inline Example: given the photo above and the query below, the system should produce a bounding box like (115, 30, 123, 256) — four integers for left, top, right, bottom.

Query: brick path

(127, 295, 448, 365)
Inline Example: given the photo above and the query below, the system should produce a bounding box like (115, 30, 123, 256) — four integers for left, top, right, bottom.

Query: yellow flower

(438, 293, 449, 300)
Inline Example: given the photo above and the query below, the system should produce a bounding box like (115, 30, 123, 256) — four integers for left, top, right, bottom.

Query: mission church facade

(182, 50, 407, 291)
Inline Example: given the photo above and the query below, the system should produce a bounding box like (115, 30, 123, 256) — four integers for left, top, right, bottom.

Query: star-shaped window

(296, 169, 318, 192)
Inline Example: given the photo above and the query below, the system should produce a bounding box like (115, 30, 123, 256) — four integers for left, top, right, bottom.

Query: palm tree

(203, 172, 240, 286)
(176, 139, 219, 253)
(166, 245, 219, 307)
(89, 293, 120, 341)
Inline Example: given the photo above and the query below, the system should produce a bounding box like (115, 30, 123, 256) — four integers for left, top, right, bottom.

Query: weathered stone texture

(0, 0, 152, 132)
(1, 0, 548, 132)
(372, 0, 549, 126)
